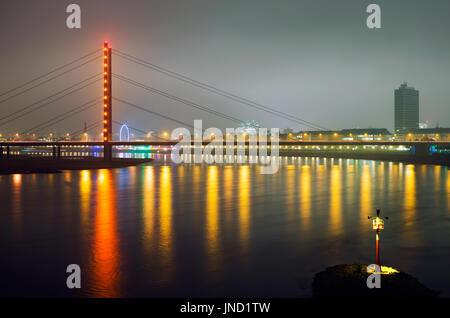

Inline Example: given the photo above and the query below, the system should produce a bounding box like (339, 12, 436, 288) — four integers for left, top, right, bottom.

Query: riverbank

(0, 157, 153, 174)
(278, 150, 450, 166)
(312, 264, 439, 298)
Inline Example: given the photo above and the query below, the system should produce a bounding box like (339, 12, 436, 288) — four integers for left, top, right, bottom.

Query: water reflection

(239, 166, 250, 249)
(329, 165, 342, 236)
(447, 169, 450, 210)
(300, 165, 311, 228)
(12, 174, 22, 235)
(206, 166, 220, 272)
(80, 170, 91, 227)
(91, 169, 120, 297)
(402, 165, 418, 246)
(142, 166, 154, 250)
(223, 166, 234, 224)
(404, 165, 417, 215)
(2, 158, 450, 297)
(360, 165, 372, 228)
(159, 166, 173, 281)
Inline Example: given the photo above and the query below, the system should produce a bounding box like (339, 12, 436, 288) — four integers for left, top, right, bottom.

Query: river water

(1, 156, 449, 297)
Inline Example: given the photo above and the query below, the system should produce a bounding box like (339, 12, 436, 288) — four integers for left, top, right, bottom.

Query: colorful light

(103, 41, 112, 142)
(119, 123, 130, 142)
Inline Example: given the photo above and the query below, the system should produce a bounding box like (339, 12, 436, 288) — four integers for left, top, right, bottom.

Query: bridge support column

(6, 146, 10, 158)
(104, 143, 112, 161)
(102, 41, 113, 161)
(413, 144, 430, 156)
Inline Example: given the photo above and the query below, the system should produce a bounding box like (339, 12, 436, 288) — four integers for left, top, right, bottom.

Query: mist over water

(1, 157, 449, 297)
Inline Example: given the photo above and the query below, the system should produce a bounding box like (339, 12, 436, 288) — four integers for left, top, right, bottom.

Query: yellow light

(104, 128, 107, 132)
(104, 120, 108, 124)
(104, 63, 108, 67)
(367, 265, 399, 275)
(104, 55, 108, 59)
(104, 80, 107, 83)
(104, 72, 107, 75)
(104, 112, 108, 116)
(372, 217, 384, 230)
(104, 88, 108, 92)
(104, 104, 108, 108)
(104, 96, 108, 100)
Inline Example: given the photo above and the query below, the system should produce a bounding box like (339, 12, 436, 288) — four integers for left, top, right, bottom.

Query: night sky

(1, 0, 449, 137)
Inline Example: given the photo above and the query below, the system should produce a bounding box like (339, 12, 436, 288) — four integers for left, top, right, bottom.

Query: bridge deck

(1, 140, 450, 147)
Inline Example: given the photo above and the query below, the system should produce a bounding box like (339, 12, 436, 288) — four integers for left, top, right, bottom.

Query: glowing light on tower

(103, 41, 112, 142)
(368, 209, 388, 267)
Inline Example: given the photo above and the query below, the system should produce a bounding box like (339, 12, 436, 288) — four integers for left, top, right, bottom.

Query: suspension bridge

(0, 41, 449, 172)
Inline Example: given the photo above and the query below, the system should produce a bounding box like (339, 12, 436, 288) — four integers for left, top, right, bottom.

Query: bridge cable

(0, 74, 102, 127)
(0, 55, 102, 106)
(0, 49, 101, 99)
(114, 49, 329, 131)
(113, 97, 195, 129)
(70, 120, 102, 137)
(21, 98, 101, 135)
(113, 73, 245, 126)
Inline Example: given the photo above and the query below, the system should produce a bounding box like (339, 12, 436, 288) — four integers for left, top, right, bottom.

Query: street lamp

(368, 209, 388, 267)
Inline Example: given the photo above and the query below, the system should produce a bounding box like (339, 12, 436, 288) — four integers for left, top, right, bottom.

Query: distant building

(418, 121, 428, 129)
(238, 120, 261, 134)
(402, 127, 450, 141)
(395, 82, 419, 133)
(293, 128, 392, 141)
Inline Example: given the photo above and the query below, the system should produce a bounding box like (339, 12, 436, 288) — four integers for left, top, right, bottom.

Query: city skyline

(0, 79, 443, 141)
(1, 0, 450, 136)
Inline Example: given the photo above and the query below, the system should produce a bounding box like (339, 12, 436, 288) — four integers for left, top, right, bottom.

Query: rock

(312, 264, 439, 298)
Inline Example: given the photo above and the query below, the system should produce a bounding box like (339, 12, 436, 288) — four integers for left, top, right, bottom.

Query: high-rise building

(394, 82, 419, 133)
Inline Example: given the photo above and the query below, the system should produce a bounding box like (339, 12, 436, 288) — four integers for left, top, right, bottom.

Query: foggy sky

(1, 0, 449, 137)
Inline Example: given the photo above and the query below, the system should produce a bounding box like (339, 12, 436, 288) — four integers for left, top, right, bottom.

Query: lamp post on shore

(368, 209, 388, 267)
